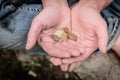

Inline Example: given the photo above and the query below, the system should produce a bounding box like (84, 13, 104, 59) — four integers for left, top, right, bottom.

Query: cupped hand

(51, 2, 108, 71)
(26, 3, 81, 58)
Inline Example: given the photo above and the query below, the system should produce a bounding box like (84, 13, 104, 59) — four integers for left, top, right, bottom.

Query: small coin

(51, 35, 60, 42)
(61, 33, 68, 41)
(51, 27, 77, 42)
(67, 33, 77, 41)
(54, 29, 65, 38)
(63, 27, 69, 33)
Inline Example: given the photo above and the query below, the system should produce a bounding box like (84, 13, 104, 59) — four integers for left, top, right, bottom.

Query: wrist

(78, 0, 113, 12)
(42, 0, 68, 8)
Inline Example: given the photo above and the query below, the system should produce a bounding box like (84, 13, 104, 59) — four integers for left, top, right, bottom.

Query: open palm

(26, 4, 82, 58)
(50, 3, 108, 71)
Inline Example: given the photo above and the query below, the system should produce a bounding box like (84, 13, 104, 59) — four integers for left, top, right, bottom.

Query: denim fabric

(0, 0, 79, 55)
(0, 0, 120, 55)
(0, 0, 46, 55)
(101, 0, 120, 51)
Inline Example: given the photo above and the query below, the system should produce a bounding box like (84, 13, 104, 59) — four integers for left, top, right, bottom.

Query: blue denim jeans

(0, 0, 120, 55)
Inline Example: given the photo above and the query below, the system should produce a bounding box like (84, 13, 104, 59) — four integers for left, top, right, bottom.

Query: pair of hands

(26, 1, 108, 71)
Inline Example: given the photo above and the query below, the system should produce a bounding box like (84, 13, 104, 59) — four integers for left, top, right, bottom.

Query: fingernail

(102, 44, 107, 54)
(64, 66, 68, 71)
(102, 48, 107, 54)
(104, 48, 107, 53)
(26, 40, 30, 50)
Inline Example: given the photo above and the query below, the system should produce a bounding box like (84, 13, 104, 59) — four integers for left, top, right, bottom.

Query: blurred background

(0, 49, 120, 80)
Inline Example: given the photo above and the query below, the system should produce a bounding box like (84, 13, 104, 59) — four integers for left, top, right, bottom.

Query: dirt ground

(0, 49, 120, 80)
(0, 49, 81, 80)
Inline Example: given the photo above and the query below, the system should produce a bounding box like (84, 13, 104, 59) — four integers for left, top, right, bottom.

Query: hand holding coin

(51, 27, 77, 42)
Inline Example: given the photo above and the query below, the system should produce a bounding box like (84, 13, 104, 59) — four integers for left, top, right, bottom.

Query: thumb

(26, 19, 43, 50)
(96, 22, 108, 53)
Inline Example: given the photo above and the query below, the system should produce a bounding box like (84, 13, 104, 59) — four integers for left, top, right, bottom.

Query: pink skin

(50, 2, 108, 71)
(26, 1, 81, 58)
(26, 0, 113, 72)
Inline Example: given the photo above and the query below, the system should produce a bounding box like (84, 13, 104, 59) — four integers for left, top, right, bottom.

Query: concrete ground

(75, 50, 120, 80)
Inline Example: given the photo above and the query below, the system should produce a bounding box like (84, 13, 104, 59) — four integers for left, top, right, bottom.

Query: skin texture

(50, 2, 108, 71)
(50, 0, 113, 71)
(26, 0, 82, 58)
(26, 0, 113, 71)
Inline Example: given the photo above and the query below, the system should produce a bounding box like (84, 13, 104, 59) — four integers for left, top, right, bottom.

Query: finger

(40, 34, 74, 58)
(44, 43, 71, 58)
(96, 22, 108, 53)
(50, 57, 62, 66)
(62, 57, 78, 64)
(91, 52, 96, 57)
(68, 38, 86, 55)
(39, 37, 71, 58)
(62, 41, 81, 57)
(38, 34, 55, 43)
(75, 62, 82, 69)
(62, 48, 93, 64)
(26, 19, 43, 50)
(68, 63, 77, 72)
(60, 64, 69, 72)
